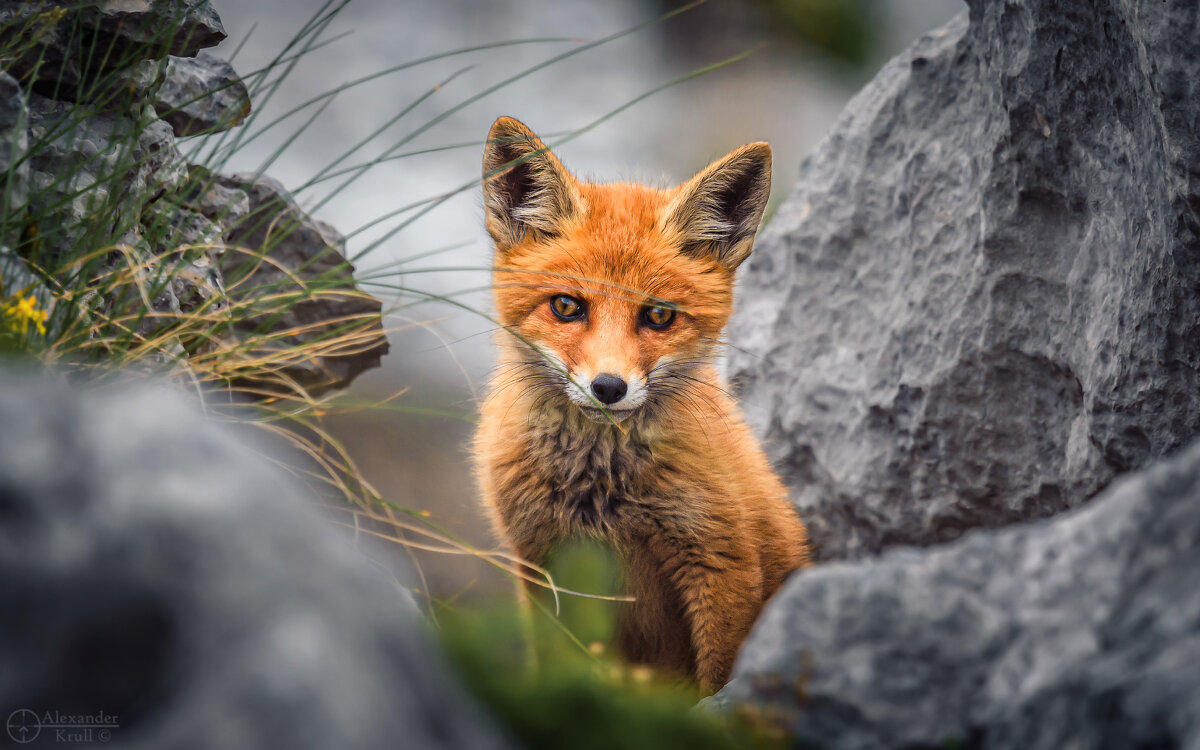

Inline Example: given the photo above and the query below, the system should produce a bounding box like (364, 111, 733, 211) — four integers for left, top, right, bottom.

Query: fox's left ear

(663, 143, 771, 269)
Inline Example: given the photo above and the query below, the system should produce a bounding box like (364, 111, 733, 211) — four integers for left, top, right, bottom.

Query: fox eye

(641, 305, 676, 330)
(550, 294, 585, 321)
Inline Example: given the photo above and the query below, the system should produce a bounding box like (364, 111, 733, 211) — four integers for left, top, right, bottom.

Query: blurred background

(207, 0, 962, 600)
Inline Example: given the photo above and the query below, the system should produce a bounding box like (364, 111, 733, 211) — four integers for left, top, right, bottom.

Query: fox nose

(590, 374, 628, 405)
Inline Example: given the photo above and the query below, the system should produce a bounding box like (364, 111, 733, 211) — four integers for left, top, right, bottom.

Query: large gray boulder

(0, 370, 513, 750)
(729, 0, 1200, 560)
(717, 438, 1200, 749)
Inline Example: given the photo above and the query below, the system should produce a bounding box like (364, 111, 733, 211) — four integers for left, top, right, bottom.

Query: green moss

(762, 0, 875, 66)
(436, 541, 779, 750)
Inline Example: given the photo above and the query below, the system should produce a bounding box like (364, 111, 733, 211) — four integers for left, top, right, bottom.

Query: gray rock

(0, 247, 44, 299)
(0, 369, 514, 750)
(128, 203, 228, 322)
(154, 52, 250, 137)
(216, 174, 389, 395)
(0, 72, 41, 320)
(717, 438, 1200, 750)
(25, 95, 186, 267)
(0, 4, 109, 97)
(181, 165, 249, 227)
(86, 0, 226, 59)
(0, 70, 29, 222)
(108, 58, 171, 103)
(0, 1, 225, 99)
(0, 4, 386, 394)
(729, 0, 1200, 561)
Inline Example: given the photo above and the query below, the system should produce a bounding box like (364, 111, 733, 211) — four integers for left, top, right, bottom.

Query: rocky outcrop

(154, 52, 250, 136)
(216, 174, 388, 393)
(716, 437, 1200, 750)
(0, 1, 225, 98)
(0, 0, 385, 393)
(0, 71, 27, 215)
(0, 369, 513, 750)
(0, 70, 38, 301)
(729, 0, 1200, 561)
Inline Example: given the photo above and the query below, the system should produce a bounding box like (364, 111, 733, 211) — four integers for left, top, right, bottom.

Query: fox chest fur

(513, 408, 652, 532)
(487, 404, 704, 546)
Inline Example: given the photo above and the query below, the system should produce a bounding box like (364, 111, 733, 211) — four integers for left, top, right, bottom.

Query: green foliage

(756, 0, 875, 66)
(758, 0, 873, 63)
(437, 541, 779, 750)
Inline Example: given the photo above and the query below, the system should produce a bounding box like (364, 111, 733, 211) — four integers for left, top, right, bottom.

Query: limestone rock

(86, 0, 226, 59)
(24, 94, 186, 269)
(0, 1, 225, 98)
(718, 438, 1200, 750)
(217, 175, 389, 395)
(728, 0, 1200, 561)
(1, 1, 386, 393)
(4, 2, 385, 395)
(0, 71, 28, 222)
(181, 165, 248, 227)
(0, 369, 513, 750)
(154, 52, 250, 137)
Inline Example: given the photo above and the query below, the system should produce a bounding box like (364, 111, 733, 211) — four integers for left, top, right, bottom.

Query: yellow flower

(1, 294, 48, 336)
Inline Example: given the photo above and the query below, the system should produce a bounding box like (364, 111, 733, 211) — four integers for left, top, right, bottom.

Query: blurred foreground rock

(718, 438, 1200, 750)
(0, 370, 512, 750)
(729, 0, 1200, 560)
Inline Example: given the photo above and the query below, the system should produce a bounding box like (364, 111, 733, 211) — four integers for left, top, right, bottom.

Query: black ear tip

(489, 116, 535, 141)
(739, 143, 772, 175)
(485, 117, 538, 172)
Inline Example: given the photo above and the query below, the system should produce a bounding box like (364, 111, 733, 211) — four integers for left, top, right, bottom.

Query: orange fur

(473, 117, 809, 692)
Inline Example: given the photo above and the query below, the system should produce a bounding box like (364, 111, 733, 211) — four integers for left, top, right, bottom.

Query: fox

(473, 116, 809, 692)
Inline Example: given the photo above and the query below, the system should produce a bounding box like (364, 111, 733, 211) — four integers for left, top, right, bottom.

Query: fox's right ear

(482, 117, 582, 251)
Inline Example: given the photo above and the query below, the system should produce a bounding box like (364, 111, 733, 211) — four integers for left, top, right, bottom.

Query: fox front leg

(505, 535, 554, 677)
(668, 542, 764, 692)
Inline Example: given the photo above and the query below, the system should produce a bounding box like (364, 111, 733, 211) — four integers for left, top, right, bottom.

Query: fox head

(482, 116, 771, 423)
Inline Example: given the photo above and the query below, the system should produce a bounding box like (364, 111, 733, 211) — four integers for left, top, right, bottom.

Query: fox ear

(482, 117, 582, 250)
(663, 143, 771, 269)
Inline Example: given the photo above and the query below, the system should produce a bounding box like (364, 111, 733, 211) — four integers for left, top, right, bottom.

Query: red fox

(473, 117, 809, 691)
